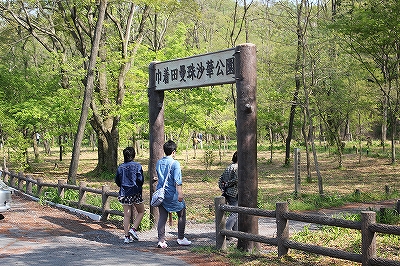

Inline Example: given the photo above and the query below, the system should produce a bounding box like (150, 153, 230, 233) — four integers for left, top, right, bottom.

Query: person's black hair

(123, 147, 136, 163)
(232, 151, 238, 163)
(163, 140, 177, 156)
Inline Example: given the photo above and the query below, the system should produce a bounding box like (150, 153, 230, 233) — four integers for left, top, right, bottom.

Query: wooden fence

(215, 196, 400, 266)
(1, 170, 122, 221)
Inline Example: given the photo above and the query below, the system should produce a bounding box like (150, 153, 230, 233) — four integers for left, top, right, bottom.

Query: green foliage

(39, 188, 64, 205)
(137, 212, 152, 231)
(64, 189, 79, 202)
(203, 149, 215, 171)
(0, 0, 391, 176)
(376, 208, 400, 225)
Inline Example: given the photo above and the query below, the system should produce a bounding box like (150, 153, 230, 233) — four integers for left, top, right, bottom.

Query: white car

(0, 180, 12, 215)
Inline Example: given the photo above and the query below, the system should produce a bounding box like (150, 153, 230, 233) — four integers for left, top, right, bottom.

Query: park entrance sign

(153, 48, 236, 91)
(148, 43, 258, 252)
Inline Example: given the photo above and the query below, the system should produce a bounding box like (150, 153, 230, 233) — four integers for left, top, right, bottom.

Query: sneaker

(177, 237, 191, 246)
(129, 228, 139, 241)
(157, 241, 168, 248)
(124, 236, 133, 244)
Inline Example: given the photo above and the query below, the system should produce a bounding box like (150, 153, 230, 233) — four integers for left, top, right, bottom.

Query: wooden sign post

(148, 44, 257, 251)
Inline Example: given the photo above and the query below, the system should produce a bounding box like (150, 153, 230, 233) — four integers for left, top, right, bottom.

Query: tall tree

(68, 0, 107, 184)
(86, 3, 150, 176)
(333, 0, 400, 164)
(1, 1, 152, 179)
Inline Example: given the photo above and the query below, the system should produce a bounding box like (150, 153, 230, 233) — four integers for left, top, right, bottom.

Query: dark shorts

(118, 193, 143, 205)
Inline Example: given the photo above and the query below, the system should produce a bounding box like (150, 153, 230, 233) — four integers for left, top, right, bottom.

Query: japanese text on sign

(154, 48, 236, 91)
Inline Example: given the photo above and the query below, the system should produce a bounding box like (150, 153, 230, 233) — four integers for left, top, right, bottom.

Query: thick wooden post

(235, 43, 258, 252)
(276, 202, 289, 257)
(10, 171, 17, 188)
(18, 174, 24, 191)
(26, 176, 32, 195)
(37, 178, 44, 197)
(361, 211, 376, 266)
(58, 180, 66, 198)
(215, 196, 227, 251)
(148, 61, 165, 227)
(101, 185, 110, 221)
(78, 181, 87, 208)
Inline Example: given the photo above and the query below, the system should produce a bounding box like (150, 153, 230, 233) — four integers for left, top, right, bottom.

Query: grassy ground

(25, 141, 400, 216)
(15, 141, 400, 265)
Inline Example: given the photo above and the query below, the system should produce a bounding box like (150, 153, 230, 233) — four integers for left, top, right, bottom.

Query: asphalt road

(1, 191, 305, 266)
(0, 192, 198, 266)
(3, 190, 395, 266)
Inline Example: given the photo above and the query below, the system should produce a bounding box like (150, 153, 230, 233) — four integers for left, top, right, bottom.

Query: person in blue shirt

(115, 147, 144, 244)
(155, 140, 191, 248)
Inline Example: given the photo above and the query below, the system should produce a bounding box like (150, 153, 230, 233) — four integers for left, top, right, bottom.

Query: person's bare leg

(133, 202, 145, 230)
(123, 204, 133, 236)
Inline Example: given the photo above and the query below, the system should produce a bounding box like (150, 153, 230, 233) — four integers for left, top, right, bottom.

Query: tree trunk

(343, 117, 352, 141)
(90, 119, 119, 174)
(298, 0, 323, 195)
(285, 28, 302, 165)
(335, 132, 343, 169)
(381, 95, 387, 152)
(310, 115, 324, 196)
(32, 133, 39, 161)
(68, 0, 107, 184)
(285, 86, 299, 165)
(269, 127, 273, 162)
(302, 108, 312, 183)
(390, 116, 396, 165)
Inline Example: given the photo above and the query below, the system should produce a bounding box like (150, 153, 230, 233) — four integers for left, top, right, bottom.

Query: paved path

(0, 235, 190, 266)
(1, 193, 195, 266)
(1, 192, 396, 265)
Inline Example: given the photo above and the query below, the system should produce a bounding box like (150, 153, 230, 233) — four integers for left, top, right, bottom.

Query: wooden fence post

(215, 196, 227, 251)
(101, 185, 110, 221)
(361, 211, 376, 266)
(78, 181, 87, 208)
(26, 175, 32, 195)
(17, 173, 24, 191)
(276, 202, 289, 258)
(58, 180, 65, 198)
(10, 171, 17, 188)
(37, 178, 44, 197)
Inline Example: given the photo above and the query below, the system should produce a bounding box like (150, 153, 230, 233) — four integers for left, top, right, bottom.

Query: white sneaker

(124, 236, 133, 244)
(129, 228, 139, 241)
(157, 241, 168, 248)
(177, 237, 191, 246)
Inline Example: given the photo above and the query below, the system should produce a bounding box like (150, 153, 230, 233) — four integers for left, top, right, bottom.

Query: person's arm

(136, 167, 144, 186)
(225, 167, 238, 187)
(176, 184, 184, 202)
(115, 169, 121, 187)
(218, 171, 225, 191)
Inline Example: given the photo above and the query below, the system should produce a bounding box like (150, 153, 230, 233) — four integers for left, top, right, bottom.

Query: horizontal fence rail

(2, 170, 122, 221)
(215, 196, 400, 266)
